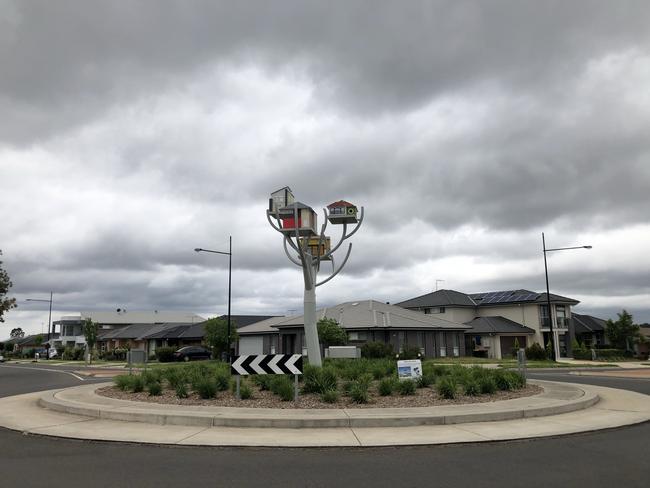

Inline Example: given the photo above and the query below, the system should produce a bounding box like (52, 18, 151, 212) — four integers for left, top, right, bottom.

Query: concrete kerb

(37, 380, 599, 429)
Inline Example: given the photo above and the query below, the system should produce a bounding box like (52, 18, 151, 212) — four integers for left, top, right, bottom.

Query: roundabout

(0, 378, 647, 447)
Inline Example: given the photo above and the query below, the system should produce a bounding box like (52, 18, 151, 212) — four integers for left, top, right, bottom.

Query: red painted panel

(281, 216, 302, 229)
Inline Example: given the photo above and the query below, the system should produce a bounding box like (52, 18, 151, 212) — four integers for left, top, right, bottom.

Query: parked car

(0, 354, 5, 363)
(173, 346, 212, 362)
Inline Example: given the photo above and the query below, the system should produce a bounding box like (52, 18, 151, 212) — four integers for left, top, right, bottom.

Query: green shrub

(195, 378, 217, 399)
(432, 364, 450, 377)
(251, 375, 273, 391)
(215, 371, 230, 391)
(271, 376, 295, 401)
(398, 345, 422, 360)
(147, 381, 162, 396)
(349, 382, 369, 404)
(302, 364, 338, 394)
(417, 373, 435, 388)
(131, 376, 145, 393)
(436, 377, 457, 399)
(321, 390, 339, 403)
(478, 375, 497, 394)
(378, 378, 396, 396)
(464, 379, 480, 396)
(155, 347, 176, 363)
(175, 383, 188, 399)
(525, 343, 547, 360)
(398, 379, 417, 396)
(240, 381, 253, 400)
(112, 348, 128, 361)
(141, 370, 163, 387)
(163, 367, 187, 389)
(115, 374, 134, 391)
(360, 341, 394, 358)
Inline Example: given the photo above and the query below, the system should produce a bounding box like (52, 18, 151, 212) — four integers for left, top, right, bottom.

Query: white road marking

(0, 364, 86, 381)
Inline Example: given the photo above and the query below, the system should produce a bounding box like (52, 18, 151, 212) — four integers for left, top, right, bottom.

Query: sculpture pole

(267, 197, 364, 367)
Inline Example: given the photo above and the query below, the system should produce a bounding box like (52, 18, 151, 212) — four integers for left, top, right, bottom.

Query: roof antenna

(435, 279, 445, 291)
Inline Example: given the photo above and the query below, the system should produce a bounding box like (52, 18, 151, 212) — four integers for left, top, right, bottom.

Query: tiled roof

(572, 313, 607, 334)
(464, 316, 536, 335)
(396, 289, 477, 308)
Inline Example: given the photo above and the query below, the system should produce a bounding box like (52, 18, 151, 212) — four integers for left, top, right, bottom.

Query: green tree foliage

(317, 317, 347, 346)
(83, 318, 99, 364)
(0, 250, 17, 323)
(605, 310, 641, 351)
(204, 316, 238, 358)
(10, 327, 24, 339)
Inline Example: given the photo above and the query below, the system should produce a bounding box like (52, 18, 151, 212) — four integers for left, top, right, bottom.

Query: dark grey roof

(572, 313, 607, 334)
(5, 333, 60, 346)
(464, 316, 536, 335)
(272, 300, 469, 331)
(216, 315, 280, 328)
(535, 292, 580, 305)
(396, 289, 477, 308)
(99, 324, 182, 341)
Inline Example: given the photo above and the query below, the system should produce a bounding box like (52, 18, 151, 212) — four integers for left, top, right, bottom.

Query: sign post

(231, 354, 304, 401)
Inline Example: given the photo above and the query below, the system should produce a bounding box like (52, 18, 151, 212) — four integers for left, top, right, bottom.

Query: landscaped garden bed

(100, 359, 541, 409)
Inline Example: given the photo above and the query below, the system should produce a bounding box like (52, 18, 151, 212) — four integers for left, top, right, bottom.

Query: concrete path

(0, 380, 648, 447)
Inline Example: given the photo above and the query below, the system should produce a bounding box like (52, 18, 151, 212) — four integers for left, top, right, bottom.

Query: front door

(282, 334, 296, 354)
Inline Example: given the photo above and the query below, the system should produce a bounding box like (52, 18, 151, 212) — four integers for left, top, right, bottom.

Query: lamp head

(583, 246, 593, 249)
(194, 248, 202, 253)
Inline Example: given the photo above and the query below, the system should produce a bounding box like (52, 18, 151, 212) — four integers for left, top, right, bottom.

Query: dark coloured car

(173, 346, 212, 362)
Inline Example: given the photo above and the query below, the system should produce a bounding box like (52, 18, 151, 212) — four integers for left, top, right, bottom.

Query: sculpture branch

(316, 243, 353, 287)
(266, 211, 284, 233)
(283, 237, 303, 267)
(321, 222, 348, 260)
(343, 206, 364, 240)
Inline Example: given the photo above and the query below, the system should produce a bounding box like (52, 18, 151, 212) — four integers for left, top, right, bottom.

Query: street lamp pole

(194, 236, 232, 363)
(542, 233, 592, 361)
(26, 291, 53, 357)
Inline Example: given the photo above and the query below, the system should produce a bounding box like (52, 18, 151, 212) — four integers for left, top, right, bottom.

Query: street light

(26, 291, 53, 358)
(542, 233, 592, 361)
(194, 236, 232, 363)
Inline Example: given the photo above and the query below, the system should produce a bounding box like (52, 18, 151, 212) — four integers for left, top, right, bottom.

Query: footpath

(0, 379, 648, 447)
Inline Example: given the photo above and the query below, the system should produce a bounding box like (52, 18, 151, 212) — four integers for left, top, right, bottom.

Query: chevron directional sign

(231, 354, 303, 376)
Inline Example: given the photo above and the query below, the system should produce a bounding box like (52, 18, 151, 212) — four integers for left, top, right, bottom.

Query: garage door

(239, 336, 264, 355)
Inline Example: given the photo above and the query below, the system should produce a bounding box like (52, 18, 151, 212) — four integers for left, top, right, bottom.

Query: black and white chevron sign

(231, 354, 303, 376)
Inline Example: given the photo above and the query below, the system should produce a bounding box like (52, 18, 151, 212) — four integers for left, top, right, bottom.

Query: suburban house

(572, 313, 608, 348)
(96, 314, 278, 357)
(396, 289, 580, 359)
(2, 333, 60, 355)
(53, 310, 206, 349)
(237, 300, 470, 358)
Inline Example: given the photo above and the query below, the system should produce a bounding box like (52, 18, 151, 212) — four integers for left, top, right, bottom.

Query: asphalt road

(0, 363, 648, 488)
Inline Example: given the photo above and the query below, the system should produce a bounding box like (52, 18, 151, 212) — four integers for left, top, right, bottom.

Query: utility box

(325, 346, 360, 359)
(127, 349, 147, 365)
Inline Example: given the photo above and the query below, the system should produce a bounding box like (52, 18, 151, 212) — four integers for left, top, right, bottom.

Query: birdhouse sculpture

(300, 236, 332, 260)
(327, 200, 358, 224)
(278, 202, 318, 237)
(268, 186, 295, 216)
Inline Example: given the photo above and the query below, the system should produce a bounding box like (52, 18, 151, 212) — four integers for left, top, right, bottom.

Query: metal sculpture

(267, 188, 364, 367)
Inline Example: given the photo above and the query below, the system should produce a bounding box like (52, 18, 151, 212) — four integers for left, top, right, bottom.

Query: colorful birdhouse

(300, 236, 332, 260)
(327, 200, 358, 224)
(268, 186, 295, 216)
(278, 202, 318, 236)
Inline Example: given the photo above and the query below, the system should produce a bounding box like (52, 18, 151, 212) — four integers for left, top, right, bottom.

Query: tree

(83, 318, 99, 364)
(0, 250, 17, 323)
(317, 318, 347, 347)
(10, 327, 24, 339)
(203, 317, 238, 360)
(605, 310, 642, 351)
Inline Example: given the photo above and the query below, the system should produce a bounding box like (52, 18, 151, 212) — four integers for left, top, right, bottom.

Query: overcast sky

(2, 0, 649, 337)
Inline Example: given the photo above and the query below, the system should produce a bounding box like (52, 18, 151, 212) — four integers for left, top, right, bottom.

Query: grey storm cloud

(3, 0, 650, 142)
(2, 1, 650, 334)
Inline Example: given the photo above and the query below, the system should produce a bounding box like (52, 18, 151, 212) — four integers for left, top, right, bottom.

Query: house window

(424, 308, 431, 314)
(439, 307, 446, 313)
(474, 336, 482, 346)
(556, 305, 567, 327)
(348, 331, 368, 341)
(453, 334, 460, 357)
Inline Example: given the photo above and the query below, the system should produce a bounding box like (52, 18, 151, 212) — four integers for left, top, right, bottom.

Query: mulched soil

(98, 383, 542, 409)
